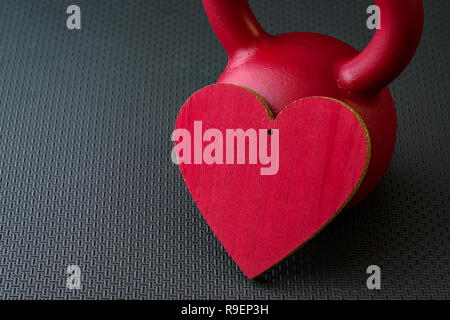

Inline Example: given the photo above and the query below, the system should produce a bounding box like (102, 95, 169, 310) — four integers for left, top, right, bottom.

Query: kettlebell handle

(202, 0, 424, 94)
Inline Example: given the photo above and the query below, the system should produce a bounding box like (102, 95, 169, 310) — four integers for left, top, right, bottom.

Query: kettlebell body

(204, 0, 424, 206)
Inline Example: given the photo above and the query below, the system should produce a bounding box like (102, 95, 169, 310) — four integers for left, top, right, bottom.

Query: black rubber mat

(0, 0, 448, 299)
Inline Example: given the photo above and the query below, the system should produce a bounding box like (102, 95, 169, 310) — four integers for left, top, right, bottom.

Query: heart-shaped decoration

(174, 84, 370, 279)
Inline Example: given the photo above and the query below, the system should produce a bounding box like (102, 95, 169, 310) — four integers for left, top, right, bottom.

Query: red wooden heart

(174, 84, 370, 279)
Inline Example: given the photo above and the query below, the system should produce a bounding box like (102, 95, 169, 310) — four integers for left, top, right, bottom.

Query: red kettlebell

(202, 0, 424, 207)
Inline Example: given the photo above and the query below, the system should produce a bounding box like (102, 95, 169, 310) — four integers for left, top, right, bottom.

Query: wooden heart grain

(175, 84, 370, 279)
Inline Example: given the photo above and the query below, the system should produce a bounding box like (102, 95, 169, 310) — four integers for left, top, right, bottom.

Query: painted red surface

(175, 84, 370, 278)
(202, 0, 424, 206)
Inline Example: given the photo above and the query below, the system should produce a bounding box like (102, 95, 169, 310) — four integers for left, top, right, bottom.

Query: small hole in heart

(267, 129, 273, 136)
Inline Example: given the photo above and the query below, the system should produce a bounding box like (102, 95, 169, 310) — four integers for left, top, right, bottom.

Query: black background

(0, 0, 448, 299)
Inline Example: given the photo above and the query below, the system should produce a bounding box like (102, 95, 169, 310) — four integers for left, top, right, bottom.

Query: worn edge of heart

(247, 91, 372, 278)
(173, 83, 372, 279)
